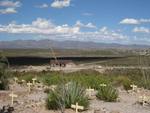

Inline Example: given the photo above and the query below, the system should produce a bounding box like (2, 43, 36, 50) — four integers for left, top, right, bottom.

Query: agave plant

(46, 81, 89, 110)
(96, 85, 118, 102)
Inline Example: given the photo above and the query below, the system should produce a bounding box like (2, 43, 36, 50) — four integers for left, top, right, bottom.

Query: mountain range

(0, 40, 150, 49)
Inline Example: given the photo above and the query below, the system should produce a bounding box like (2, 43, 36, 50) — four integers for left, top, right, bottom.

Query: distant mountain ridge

(0, 40, 150, 49)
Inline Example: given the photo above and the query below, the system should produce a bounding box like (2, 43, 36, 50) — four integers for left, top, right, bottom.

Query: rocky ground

(0, 82, 150, 113)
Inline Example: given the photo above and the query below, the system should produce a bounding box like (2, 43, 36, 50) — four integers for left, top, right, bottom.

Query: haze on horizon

(0, 0, 150, 45)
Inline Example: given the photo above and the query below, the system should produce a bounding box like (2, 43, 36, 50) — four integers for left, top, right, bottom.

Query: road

(10, 64, 150, 73)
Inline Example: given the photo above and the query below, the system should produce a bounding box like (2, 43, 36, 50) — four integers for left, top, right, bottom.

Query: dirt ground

(0, 82, 150, 113)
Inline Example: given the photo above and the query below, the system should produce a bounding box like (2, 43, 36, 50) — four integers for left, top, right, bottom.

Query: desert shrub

(0, 70, 9, 90)
(122, 79, 132, 91)
(142, 79, 150, 90)
(63, 70, 110, 89)
(139, 70, 150, 90)
(18, 73, 34, 82)
(96, 85, 118, 102)
(0, 55, 9, 90)
(16, 69, 147, 91)
(14, 70, 112, 92)
(42, 72, 62, 86)
(114, 76, 132, 90)
(136, 55, 150, 90)
(16, 71, 41, 83)
(46, 81, 89, 110)
(34, 70, 110, 89)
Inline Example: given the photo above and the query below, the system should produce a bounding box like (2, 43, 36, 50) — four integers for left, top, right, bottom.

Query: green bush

(15, 68, 150, 91)
(96, 85, 118, 102)
(0, 55, 9, 90)
(0, 71, 9, 90)
(46, 81, 89, 110)
(140, 71, 150, 90)
(114, 76, 132, 90)
(42, 72, 62, 86)
(122, 79, 132, 91)
(16, 72, 39, 83)
(18, 74, 34, 82)
(30, 70, 109, 89)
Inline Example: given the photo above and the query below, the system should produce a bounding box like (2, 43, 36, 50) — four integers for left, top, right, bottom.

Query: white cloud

(99, 27, 126, 40)
(51, 0, 71, 8)
(0, 18, 80, 34)
(120, 18, 150, 25)
(120, 18, 140, 25)
(140, 19, 150, 23)
(75, 21, 96, 29)
(0, 7, 17, 14)
(100, 26, 107, 32)
(133, 27, 150, 33)
(0, 18, 127, 42)
(0, 0, 21, 14)
(86, 23, 96, 28)
(0, 0, 21, 7)
(32, 18, 54, 29)
(36, 3, 48, 8)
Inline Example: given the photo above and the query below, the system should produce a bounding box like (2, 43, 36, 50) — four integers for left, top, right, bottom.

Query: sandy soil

(0, 82, 150, 113)
(90, 91, 150, 113)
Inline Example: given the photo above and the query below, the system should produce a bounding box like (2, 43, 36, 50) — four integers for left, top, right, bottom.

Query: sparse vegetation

(10, 50, 150, 92)
(14, 70, 110, 89)
(13, 67, 150, 91)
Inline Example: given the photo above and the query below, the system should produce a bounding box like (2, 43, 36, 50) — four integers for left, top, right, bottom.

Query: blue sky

(0, 0, 150, 45)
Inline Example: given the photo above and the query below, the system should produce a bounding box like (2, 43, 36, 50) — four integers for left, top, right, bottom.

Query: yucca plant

(96, 85, 118, 102)
(46, 81, 89, 110)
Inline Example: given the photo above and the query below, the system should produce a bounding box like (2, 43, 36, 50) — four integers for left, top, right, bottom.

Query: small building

(50, 60, 75, 67)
